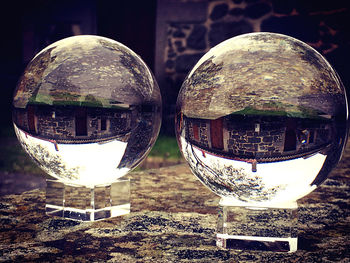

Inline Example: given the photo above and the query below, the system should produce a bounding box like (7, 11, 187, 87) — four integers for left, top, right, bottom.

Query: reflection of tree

(13, 47, 55, 108)
(182, 138, 281, 202)
(117, 111, 156, 169)
(17, 132, 79, 181)
(120, 51, 153, 101)
(99, 38, 154, 102)
(82, 94, 103, 107)
(99, 38, 160, 107)
(183, 56, 223, 91)
(179, 57, 224, 118)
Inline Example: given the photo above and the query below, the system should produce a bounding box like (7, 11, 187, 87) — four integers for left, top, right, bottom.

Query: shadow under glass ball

(175, 32, 348, 206)
(12, 35, 162, 187)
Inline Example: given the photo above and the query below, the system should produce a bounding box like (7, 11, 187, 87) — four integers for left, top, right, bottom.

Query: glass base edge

(216, 233, 297, 253)
(45, 179, 131, 221)
(46, 203, 130, 221)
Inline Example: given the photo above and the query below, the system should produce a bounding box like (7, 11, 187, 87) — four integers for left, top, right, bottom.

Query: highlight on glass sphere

(12, 35, 162, 187)
(175, 32, 348, 207)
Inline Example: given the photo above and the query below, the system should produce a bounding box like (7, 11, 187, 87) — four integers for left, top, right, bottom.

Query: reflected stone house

(14, 103, 160, 171)
(182, 114, 333, 162)
(13, 104, 137, 143)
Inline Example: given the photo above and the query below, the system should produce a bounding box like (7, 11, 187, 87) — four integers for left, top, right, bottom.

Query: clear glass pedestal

(45, 179, 130, 221)
(216, 199, 298, 252)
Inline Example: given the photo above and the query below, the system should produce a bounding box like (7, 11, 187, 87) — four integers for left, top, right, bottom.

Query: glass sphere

(13, 35, 162, 187)
(175, 32, 348, 207)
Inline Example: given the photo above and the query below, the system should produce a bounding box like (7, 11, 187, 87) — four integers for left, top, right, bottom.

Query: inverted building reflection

(175, 112, 346, 201)
(177, 113, 339, 172)
(13, 103, 161, 171)
(14, 103, 158, 139)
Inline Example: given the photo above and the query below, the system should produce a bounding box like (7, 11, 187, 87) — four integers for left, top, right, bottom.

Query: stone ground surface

(1, 144, 350, 262)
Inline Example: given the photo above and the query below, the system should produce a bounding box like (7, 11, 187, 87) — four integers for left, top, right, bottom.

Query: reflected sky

(181, 135, 325, 205)
(15, 124, 129, 186)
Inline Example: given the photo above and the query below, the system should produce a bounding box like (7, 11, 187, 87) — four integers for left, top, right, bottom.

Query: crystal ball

(175, 32, 348, 206)
(13, 35, 162, 187)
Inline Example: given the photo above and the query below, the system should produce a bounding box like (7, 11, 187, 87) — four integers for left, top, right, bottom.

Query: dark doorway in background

(96, 0, 157, 71)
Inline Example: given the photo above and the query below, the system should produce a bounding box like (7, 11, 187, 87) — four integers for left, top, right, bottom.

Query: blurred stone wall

(155, 0, 350, 135)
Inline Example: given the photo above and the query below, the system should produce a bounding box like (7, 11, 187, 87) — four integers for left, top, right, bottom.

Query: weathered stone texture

(209, 20, 253, 47)
(187, 25, 207, 50)
(1, 142, 350, 261)
(210, 3, 229, 20)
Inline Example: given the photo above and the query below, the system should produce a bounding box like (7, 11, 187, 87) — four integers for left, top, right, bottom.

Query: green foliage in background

(0, 127, 45, 175)
(149, 135, 182, 160)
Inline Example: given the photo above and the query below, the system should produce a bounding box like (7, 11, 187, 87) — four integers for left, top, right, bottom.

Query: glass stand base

(45, 179, 130, 221)
(216, 200, 298, 252)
